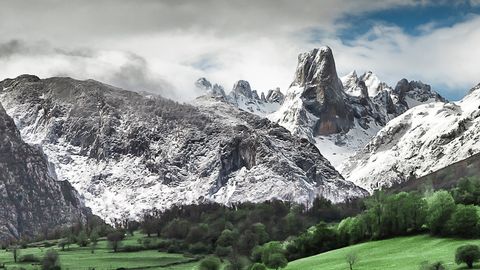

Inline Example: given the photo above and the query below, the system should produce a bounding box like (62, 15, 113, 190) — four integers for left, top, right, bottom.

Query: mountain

(195, 78, 284, 116)
(269, 47, 445, 168)
(0, 98, 87, 243)
(342, 83, 480, 192)
(0, 74, 367, 221)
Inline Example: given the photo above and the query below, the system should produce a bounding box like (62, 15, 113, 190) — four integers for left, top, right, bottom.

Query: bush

(189, 242, 210, 254)
(455, 244, 480, 268)
(199, 256, 221, 270)
(121, 245, 144, 252)
(42, 250, 61, 270)
(215, 245, 233, 257)
(419, 261, 446, 270)
(43, 241, 55, 248)
(19, 254, 40, 263)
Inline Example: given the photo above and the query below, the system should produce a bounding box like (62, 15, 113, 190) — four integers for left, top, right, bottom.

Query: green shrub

(19, 254, 40, 263)
(419, 261, 446, 270)
(455, 244, 480, 268)
(189, 242, 210, 254)
(121, 245, 144, 252)
(215, 245, 233, 257)
(41, 250, 61, 270)
(199, 256, 221, 270)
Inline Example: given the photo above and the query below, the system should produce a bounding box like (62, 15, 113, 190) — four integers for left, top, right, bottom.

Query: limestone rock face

(0, 100, 87, 243)
(293, 47, 354, 135)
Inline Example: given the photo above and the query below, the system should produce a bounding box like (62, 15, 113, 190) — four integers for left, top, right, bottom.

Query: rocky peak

(265, 88, 285, 104)
(341, 71, 359, 92)
(231, 80, 253, 99)
(291, 46, 340, 88)
(359, 71, 383, 97)
(295, 47, 353, 135)
(260, 92, 267, 102)
(195, 77, 226, 97)
(251, 90, 260, 100)
(358, 80, 369, 99)
(195, 77, 212, 90)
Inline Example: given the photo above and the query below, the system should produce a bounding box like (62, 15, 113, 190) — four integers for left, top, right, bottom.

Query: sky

(0, 0, 479, 101)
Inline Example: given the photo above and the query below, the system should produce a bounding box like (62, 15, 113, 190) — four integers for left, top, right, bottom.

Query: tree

(58, 239, 68, 251)
(89, 230, 99, 254)
(427, 191, 456, 235)
(10, 245, 19, 263)
(216, 229, 238, 247)
(455, 244, 480, 268)
(266, 253, 288, 270)
(261, 242, 288, 270)
(448, 204, 479, 237)
(225, 254, 248, 270)
(345, 252, 358, 270)
(41, 249, 61, 270)
(76, 231, 89, 247)
(107, 231, 124, 252)
(199, 256, 221, 270)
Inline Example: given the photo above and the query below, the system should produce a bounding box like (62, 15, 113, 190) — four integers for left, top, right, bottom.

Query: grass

(285, 234, 480, 270)
(0, 232, 200, 270)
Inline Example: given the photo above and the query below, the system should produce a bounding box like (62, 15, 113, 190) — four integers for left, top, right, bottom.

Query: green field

(286, 234, 480, 270)
(0, 232, 200, 270)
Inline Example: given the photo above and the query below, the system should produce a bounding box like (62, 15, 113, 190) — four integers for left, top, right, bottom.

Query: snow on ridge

(341, 84, 480, 192)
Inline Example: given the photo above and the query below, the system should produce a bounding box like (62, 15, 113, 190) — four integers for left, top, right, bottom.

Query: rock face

(0, 98, 86, 243)
(0, 75, 367, 221)
(274, 47, 354, 137)
(342, 83, 480, 192)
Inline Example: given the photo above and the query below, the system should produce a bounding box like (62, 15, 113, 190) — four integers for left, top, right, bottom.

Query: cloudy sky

(0, 0, 479, 101)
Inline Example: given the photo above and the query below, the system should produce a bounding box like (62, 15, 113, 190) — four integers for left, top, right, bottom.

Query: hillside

(342, 83, 480, 192)
(390, 152, 480, 193)
(286, 235, 480, 270)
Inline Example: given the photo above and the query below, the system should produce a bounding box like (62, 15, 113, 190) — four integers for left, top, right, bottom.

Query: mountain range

(0, 46, 477, 239)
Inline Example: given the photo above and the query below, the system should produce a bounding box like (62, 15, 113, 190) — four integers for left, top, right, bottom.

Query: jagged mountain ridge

(342, 83, 480, 192)
(195, 77, 284, 116)
(0, 75, 367, 221)
(267, 47, 445, 168)
(0, 100, 87, 243)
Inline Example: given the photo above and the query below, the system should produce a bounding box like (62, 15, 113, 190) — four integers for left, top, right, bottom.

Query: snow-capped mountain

(342, 83, 480, 192)
(0, 74, 366, 221)
(0, 97, 87, 242)
(195, 78, 284, 116)
(269, 47, 445, 168)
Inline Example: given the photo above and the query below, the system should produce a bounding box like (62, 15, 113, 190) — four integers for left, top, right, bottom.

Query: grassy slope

(0, 232, 199, 270)
(286, 235, 480, 270)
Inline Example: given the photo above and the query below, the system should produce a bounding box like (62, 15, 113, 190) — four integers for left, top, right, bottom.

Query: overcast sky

(0, 0, 479, 100)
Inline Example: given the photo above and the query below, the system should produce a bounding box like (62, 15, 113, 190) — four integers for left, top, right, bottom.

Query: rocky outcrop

(293, 47, 354, 135)
(0, 100, 87, 243)
(195, 77, 225, 97)
(266, 88, 285, 104)
(0, 75, 367, 221)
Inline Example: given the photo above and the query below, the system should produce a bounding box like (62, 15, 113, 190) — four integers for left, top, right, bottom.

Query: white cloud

(0, 0, 477, 101)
